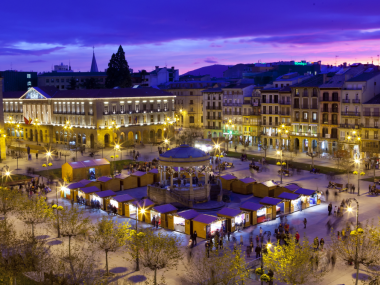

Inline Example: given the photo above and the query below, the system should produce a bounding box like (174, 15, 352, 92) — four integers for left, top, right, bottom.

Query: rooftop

(292, 74, 324, 87)
(153, 204, 178, 214)
(79, 186, 101, 194)
(363, 93, 380, 104)
(112, 194, 135, 203)
(39, 71, 107, 77)
(95, 190, 116, 198)
(217, 207, 242, 217)
(177, 209, 199, 220)
(259, 197, 282, 205)
(192, 214, 219, 224)
(346, 71, 380, 82)
(240, 202, 263, 211)
(221, 174, 237, 181)
(160, 144, 207, 159)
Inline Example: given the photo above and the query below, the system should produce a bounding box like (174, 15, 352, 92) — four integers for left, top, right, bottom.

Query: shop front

(114, 173, 139, 190)
(259, 197, 282, 220)
(110, 194, 135, 216)
(294, 188, 318, 209)
(132, 198, 155, 223)
(169, 209, 199, 234)
(277, 192, 300, 214)
(152, 204, 178, 229)
(94, 190, 117, 211)
(78, 186, 101, 205)
(240, 201, 265, 225)
(64, 181, 86, 201)
(217, 207, 249, 232)
(192, 214, 226, 239)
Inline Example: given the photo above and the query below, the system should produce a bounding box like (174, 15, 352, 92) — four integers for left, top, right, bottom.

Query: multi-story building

(3, 87, 175, 149)
(242, 90, 261, 145)
(38, 72, 107, 90)
(164, 81, 228, 130)
(0, 70, 38, 92)
(141, 66, 179, 87)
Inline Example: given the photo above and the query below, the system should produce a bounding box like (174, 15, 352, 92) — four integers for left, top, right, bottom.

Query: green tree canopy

(81, 77, 102, 89)
(105, 45, 132, 88)
(67, 77, 77, 90)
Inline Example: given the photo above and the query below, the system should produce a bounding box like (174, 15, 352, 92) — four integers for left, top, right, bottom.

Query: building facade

(0, 71, 38, 92)
(141, 66, 179, 87)
(38, 72, 107, 90)
(3, 87, 175, 149)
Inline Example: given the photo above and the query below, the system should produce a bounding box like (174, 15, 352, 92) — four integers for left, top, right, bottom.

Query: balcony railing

(342, 99, 350, 103)
(339, 124, 361, 129)
(320, 97, 340, 102)
(321, 120, 338, 125)
(302, 105, 309, 109)
(293, 105, 300, 109)
(362, 124, 380, 129)
(310, 105, 318, 110)
(206, 116, 222, 120)
(363, 112, 371, 116)
(320, 108, 339, 113)
(206, 106, 222, 110)
(341, 111, 361, 116)
(362, 135, 379, 140)
(205, 126, 222, 130)
(352, 99, 361, 104)
(224, 103, 242, 107)
(289, 131, 319, 137)
(279, 101, 291, 105)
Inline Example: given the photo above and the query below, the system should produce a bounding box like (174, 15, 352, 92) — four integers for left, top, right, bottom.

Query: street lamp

(64, 120, 77, 159)
(346, 198, 360, 285)
(1, 169, 11, 187)
(260, 239, 272, 285)
(276, 150, 286, 184)
(112, 144, 120, 176)
(353, 155, 364, 196)
(43, 151, 53, 185)
(51, 203, 63, 238)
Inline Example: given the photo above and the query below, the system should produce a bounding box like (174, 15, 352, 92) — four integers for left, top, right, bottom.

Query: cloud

(0, 47, 64, 56)
(210, 43, 222, 48)
(193, 61, 200, 64)
(204, 57, 218, 64)
(28, 60, 47, 63)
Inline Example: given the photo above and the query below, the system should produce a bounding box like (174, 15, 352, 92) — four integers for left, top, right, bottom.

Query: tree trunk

(105, 250, 109, 275)
(154, 268, 157, 285)
(31, 223, 34, 237)
(68, 235, 71, 259)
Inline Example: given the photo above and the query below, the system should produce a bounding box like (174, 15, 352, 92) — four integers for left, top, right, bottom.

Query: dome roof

(160, 144, 207, 159)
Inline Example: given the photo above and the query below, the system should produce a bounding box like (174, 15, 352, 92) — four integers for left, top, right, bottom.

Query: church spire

(90, 47, 99, 72)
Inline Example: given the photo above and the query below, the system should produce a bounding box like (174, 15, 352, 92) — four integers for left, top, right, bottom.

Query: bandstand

(147, 144, 217, 208)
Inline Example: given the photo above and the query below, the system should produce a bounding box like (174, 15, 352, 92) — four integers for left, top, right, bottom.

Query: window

(120, 105, 125, 113)
(190, 92, 193, 95)
(51, 79, 54, 83)
(56, 79, 59, 82)
(190, 116, 194, 123)
(27, 74, 31, 79)
(61, 85, 64, 89)
(27, 81, 31, 86)
(46, 79, 49, 83)
(201, 116, 203, 123)
(190, 100, 194, 104)
(104, 105, 109, 114)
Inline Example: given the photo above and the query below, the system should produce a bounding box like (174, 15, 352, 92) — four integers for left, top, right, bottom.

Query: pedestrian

(205, 241, 210, 258)
(255, 245, 261, 258)
(279, 223, 283, 233)
(334, 206, 337, 216)
(320, 238, 325, 250)
(295, 231, 300, 243)
(331, 251, 336, 269)
(284, 223, 289, 233)
(328, 203, 332, 216)
(246, 246, 251, 258)
(240, 235, 243, 246)
(193, 231, 197, 245)
(256, 235, 260, 245)
(337, 231, 340, 240)
(303, 218, 307, 229)
(250, 241, 254, 253)
(259, 227, 263, 236)
(227, 231, 231, 241)
(260, 234, 264, 245)
(36, 153, 38, 159)
(325, 189, 329, 201)
(235, 145, 237, 152)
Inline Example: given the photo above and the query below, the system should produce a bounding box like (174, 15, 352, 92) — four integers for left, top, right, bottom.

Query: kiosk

(62, 158, 110, 182)
(277, 192, 300, 214)
(252, 180, 279, 198)
(169, 209, 199, 234)
(78, 186, 101, 205)
(131, 198, 155, 223)
(93, 190, 117, 211)
(294, 188, 318, 209)
(231, 177, 256, 195)
(132, 171, 154, 187)
(217, 207, 249, 232)
(192, 214, 226, 239)
(147, 168, 160, 183)
(97, 176, 120, 192)
(259, 197, 282, 220)
(110, 194, 135, 216)
(220, 174, 237, 191)
(151, 204, 178, 229)
(114, 173, 139, 190)
(240, 202, 266, 225)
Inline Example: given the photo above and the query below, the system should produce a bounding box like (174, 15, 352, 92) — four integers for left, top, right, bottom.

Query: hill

(181, 64, 230, 78)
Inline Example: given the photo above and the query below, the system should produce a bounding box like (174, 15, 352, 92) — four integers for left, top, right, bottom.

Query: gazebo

(148, 144, 215, 207)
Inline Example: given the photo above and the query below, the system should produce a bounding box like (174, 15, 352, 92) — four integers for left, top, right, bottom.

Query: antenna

(335, 55, 339, 66)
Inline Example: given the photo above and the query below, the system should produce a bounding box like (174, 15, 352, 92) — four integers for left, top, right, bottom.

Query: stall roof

(80, 186, 101, 194)
(217, 207, 242, 217)
(261, 180, 278, 187)
(239, 177, 256, 184)
(67, 159, 110, 169)
(193, 214, 219, 224)
(132, 198, 154, 208)
(220, 174, 237, 180)
(177, 209, 199, 220)
(149, 169, 159, 174)
(284, 183, 300, 192)
(132, 171, 147, 177)
(95, 190, 116, 198)
(114, 173, 130, 179)
(153, 204, 178, 214)
(112, 194, 135, 203)
(278, 192, 300, 200)
(260, 197, 282, 205)
(294, 188, 316, 196)
(240, 202, 263, 211)
(79, 179, 93, 186)
(66, 182, 85, 189)
(97, 176, 112, 183)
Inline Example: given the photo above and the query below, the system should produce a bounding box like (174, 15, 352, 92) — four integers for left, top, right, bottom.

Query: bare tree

(306, 151, 319, 168)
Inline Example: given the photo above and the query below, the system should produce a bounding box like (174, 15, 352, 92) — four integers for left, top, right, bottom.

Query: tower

(90, 47, 99, 73)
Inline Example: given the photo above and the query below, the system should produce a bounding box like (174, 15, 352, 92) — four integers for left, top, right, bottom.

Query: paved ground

(5, 140, 380, 284)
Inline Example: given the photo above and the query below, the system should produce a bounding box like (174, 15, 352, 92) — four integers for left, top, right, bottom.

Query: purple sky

(2, 0, 380, 74)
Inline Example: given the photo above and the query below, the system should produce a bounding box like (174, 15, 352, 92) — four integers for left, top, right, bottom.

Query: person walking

(227, 231, 231, 241)
(240, 235, 243, 246)
(328, 203, 332, 216)
(320, 238, 325, 251)
(259, 227, 263, 236)
(193, 231, 197, 245)
(205, 241, 210, 258)
(255, 235, 260, 245)
(246, 246, 251, 258)
(303, 218, 307, 229)
(331, 251, 336, 270)
(295, 231, 300, 243)
(334, 206, 337, 216)
(255, 245, 261, 258)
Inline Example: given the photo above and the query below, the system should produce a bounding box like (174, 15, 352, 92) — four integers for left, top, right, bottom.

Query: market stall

(277, 192, 300, 214)
(132, 171, 154, 187)
(62, 158, 110, 182)
(110, 194, 136, 216)
(259, 197, 282, 220)
(240, 201, 265, 225)
(252, 180, 279, 198)
(294, 188, 319, 209)
(92, 190, 117, 211)
(169, 209, 199, 234)
(192, 214, 226, 239)
(217, 207, 249, 232)
(114, 173, 139, 190)
(96, 176, 120, 192)
(220, 174, 237, 191)
(78, 186, 101, 205)
(151, 204, 178, 229)
(147, 168, 160, 183)
(131, 198, 155, 223)
(231, 177, 256, 195)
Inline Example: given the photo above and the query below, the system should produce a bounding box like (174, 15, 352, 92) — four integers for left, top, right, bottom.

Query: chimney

(155, 66, 159, 70)
(171, 66, 174, 70)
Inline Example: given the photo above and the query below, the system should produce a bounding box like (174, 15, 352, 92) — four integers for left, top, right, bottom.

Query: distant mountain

(181, 64, 231, 78)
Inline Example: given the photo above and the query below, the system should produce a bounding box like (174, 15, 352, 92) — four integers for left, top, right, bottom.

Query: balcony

(293, 105, 300, 109)
(4, 110, 23, 113)
(205, 126, 221, 130)
(352, 99, 361, 104)
(88, 112, 94, 116)
(339, 124, 361, 129)
(362, 135, 379, 140)
(294, 93, 300, 97)
(279, 112, 291, 116)
(342, 99, 350, 103)
(362, 124, 380, 129)
(341, 111, 360, 117)
(224, 103, 242, 107)
(320, 108, 338, 113)
(363, 112, 371, 116)
(301, 92, 309, 97)
(206, 106, 222, 110)
(373, 112, 380, 117)
(302, 105, 309, 109)
(206, 116, 222, 120)
(320, 97, 340, 102)
(321, 120, 338, 125)
(310, 105, 318, 110)
(293, 117, 300, 122)
(301, 118, 309, 123)
(279, 101, 291, 105)
(312, 93, 318, 97)
(289, 131, 319, 137)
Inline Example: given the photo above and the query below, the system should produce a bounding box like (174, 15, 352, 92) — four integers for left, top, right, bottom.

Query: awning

(97, 176, 112, 183)
(153, 204, 178, 214)
(112, 194, 135, 203)
(67, 182, 85, 189)
(193, 214, 219, 224)
(177, 209, 199, 220)
(95, 190, 116, 198)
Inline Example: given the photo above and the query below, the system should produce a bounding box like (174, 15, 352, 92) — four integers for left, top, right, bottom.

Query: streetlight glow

(140, 208, 146, 214)
(115, 144, 120, 150)
(5, 171, 10, 176)
(276, 151, 280, 155)
(355, 159, 360, 164)
(347, 207, 353, 212)
(215, 144, 220, 149)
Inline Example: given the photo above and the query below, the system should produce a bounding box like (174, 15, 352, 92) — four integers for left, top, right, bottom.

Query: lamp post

(214, 143, 221, 175)
(7, 116, 15, 147)
(276, 150, 286, 184)
(346, 198, 360, 285)
(34, 118, 41, 146)
(113, 143, 120, 176)
(14, 124, 21, 170)
(354, 155, 364, 196)
(135, 206, 145, 271)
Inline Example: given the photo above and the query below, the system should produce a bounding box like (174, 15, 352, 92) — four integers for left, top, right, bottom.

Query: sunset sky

(2, 0, 380, 74)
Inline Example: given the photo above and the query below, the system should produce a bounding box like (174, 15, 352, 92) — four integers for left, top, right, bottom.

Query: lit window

(27, 74, 31, 79)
